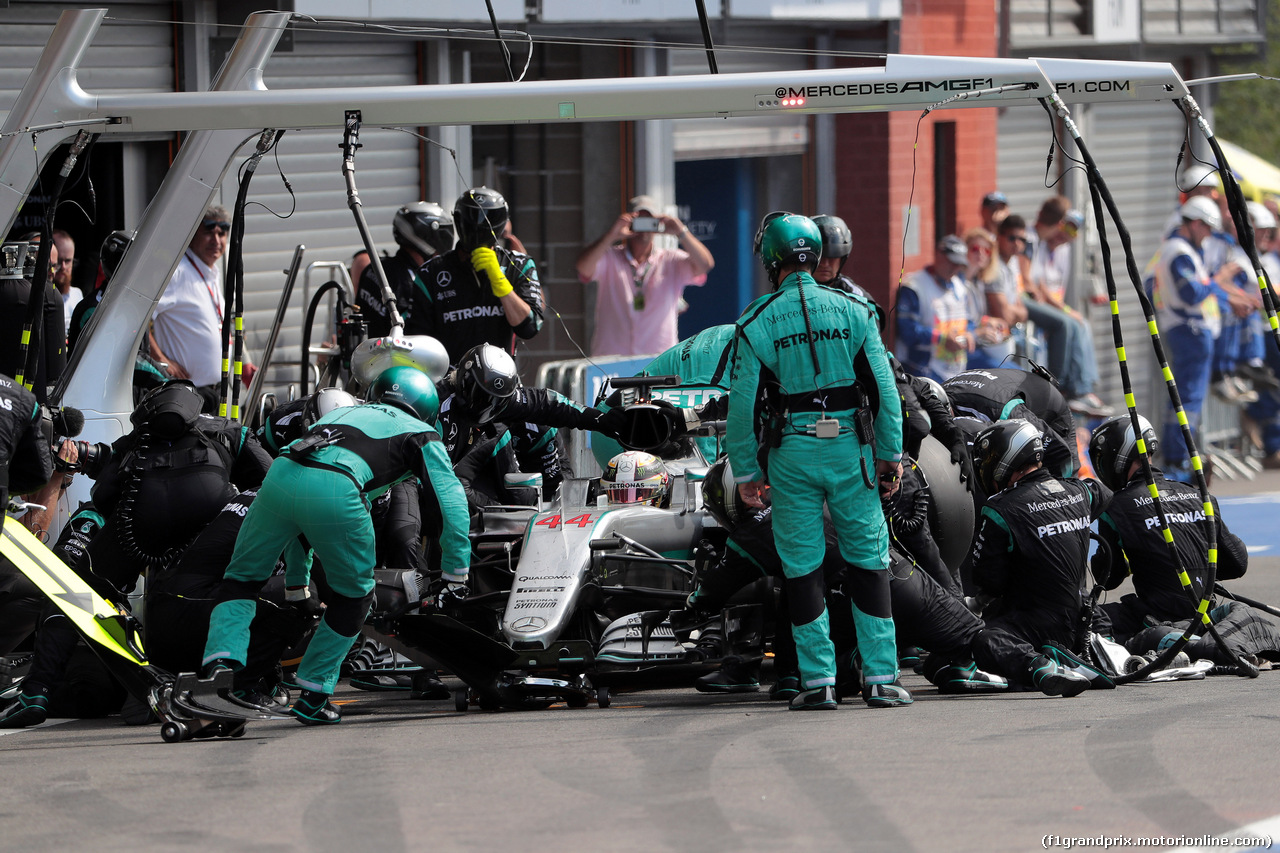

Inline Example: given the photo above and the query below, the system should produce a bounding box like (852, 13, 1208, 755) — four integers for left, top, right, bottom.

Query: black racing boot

(768, 675, 801, 701)
(1030, 655, 1089, 697)
(409, 670, 451, 700)
(0, 682, 50, 728)
(291, 689, 341, 725)
(200, 658, 238, 680)
(350, 672, 414, 692)
(861, 680, 913, 708)
(1039, 643, 1116, 690)
(929, 661, 1010, 694)
(694, 656, 760, 694)
(788, 685, 838, 710)
(226, 686, 287, 714)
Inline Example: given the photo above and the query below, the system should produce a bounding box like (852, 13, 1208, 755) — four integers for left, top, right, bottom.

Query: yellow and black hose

(1040, 94, 1256, 681)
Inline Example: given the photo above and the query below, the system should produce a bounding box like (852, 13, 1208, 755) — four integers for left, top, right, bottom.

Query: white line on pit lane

(0, 718, 73, 737)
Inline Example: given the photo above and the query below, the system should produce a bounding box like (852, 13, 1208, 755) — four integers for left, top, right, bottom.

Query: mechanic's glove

(694, 395, 729, 422)
(284, 585, 323, 620)
(944, 430, 974, 492)
(470, 247, 512, 297)
(592, 405, 628, 440)
(428, 573, 470, 610)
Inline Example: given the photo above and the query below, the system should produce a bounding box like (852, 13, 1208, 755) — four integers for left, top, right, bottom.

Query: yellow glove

(471, 247, 513, 297)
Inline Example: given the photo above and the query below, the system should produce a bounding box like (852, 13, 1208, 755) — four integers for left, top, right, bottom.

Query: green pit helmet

(760, 214, 822, 284)
(367, 365, 441, 426)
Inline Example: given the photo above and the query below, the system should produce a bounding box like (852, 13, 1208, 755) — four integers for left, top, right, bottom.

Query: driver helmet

(603, 451, 671, 507)
(452, 187, 509, 251)
(449, 343, 519, 424)
(1089, 414, 1159, 490)
(393, 201, 454, 260)
(302, 387, 358, 428)
(367, 365, 440, 425)
(972, 418, 1044, 496)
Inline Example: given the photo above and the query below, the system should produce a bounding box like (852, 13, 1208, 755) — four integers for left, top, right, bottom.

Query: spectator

(51, 230, 80, 333)
(1023, 197, 1109, 415)
(576, 195, 714, 358)
(1209, 202, 1275, 405)
(963, 227, 1023, 370)
(148, 206, 256, 412)
(979, 191, 1009, 234)
(895, 234, 976, 382)
(1151, 196, 1255, 480)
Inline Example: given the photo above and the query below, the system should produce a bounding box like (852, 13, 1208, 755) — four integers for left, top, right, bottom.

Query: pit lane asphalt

(3, 473, 1278, 853)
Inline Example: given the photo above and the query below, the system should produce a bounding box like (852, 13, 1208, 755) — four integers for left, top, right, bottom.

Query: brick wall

(835, 0, 999, 342)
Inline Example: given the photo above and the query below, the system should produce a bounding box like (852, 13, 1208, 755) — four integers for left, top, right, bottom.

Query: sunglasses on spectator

(201, 219, 231, 235)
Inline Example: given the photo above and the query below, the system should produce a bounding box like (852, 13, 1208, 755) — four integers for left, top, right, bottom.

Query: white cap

(1247, 200, 1277, 231)
(1180, 196, 1223, 232)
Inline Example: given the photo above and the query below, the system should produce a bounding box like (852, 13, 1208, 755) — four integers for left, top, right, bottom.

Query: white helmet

(351, 335, 450, 386)
(1180, 162, 1219, 192)
(602, 451, 671, 507)
(1180, 196, 1223, 232)
(1247, 200, 1277, 231)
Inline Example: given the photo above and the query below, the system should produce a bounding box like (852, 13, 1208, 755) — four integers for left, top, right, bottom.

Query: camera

(51, 439, 109, 478)
(630, 216, 665, 233)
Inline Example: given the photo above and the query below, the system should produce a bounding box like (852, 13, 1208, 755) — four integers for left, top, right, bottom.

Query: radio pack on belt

(285, 426, 345, 459)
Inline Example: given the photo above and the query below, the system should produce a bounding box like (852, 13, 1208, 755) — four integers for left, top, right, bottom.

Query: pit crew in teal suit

(203, 367, 469, 725)
(592, 323, 736, 468)
(726, 214, 909, 710)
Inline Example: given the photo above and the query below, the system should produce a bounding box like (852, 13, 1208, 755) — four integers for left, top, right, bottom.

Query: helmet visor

(606, 483, 665, 505)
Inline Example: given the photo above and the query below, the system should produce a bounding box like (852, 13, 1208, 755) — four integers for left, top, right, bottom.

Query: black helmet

(701, 456, 750, 529)
(752, 210, 792, 257)
(131, 379, 203, 438)
(452, 187, 509, 251)
(1089, 414, 1159, 490)
(100, 229, 136, 280)
(811, 214, 852, 260)
(972, 419, 1044, 496)
(449, 343, 519, 424)
(367, 366, 440, 425)
(393, 202, 454, 259)
(301, 387, 358, 429)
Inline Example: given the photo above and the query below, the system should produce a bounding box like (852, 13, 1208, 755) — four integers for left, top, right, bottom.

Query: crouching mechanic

(728, 214, 907, 711)
(202, 366, 471, 725)
(965, 419, 1109, 696)
(1088, 415, 1279, 664)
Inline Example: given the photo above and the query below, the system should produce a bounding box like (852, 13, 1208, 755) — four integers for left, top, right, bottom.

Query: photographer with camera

(577, 194, 714, 358)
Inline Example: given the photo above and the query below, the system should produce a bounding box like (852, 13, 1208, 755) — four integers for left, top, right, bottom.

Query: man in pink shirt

(576, 195, 715, 357)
